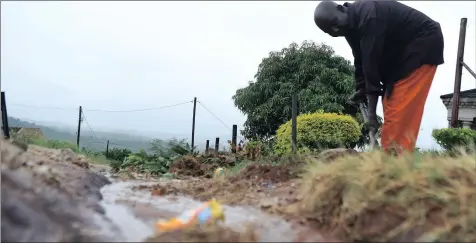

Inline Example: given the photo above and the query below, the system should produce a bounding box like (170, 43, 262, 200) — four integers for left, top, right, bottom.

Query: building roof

(440, 88, 476, 99)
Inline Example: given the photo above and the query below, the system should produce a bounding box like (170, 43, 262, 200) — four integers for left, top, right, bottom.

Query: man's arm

(345, 35, 365, 92)
(359, 18, 386, 96)
(359, 17, 386, 127)
(360, 18, 386, 120)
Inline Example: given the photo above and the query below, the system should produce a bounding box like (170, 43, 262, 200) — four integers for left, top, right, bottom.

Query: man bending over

(314, 0, 444, 154)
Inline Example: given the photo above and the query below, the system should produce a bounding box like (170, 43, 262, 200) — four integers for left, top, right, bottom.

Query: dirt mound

(133, 183, 181, 197)
(169, 154, 237, 178)
(231, 163, 293, 184)
(317, 148, 359, 162)
(28, 144, 91, 168)
(169, 156, 215, 178)
(145, 224, 258, 242)
(293, 151, 476, 242)
(1, 139, 117, 242)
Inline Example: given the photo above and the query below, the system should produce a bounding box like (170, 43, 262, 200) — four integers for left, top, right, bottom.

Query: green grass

(12, 135, 111, 165)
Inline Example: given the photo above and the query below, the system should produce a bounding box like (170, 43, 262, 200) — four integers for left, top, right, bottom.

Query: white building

(440, 88, 476, 130)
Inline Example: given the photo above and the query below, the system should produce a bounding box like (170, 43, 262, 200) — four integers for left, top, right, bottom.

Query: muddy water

(100, 179, 302, 242)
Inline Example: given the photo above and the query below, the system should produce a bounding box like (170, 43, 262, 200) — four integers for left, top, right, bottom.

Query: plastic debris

(213, 167, 226, 179)
(155, 199, 225, 232)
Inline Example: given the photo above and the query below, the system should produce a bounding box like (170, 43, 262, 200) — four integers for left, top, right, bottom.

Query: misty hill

(7, 117, 156, 152)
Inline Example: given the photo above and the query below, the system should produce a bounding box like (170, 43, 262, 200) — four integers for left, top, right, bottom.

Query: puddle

(99, 179, 301, 242)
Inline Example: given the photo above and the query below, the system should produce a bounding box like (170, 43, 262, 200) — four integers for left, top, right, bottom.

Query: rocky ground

(1, 138, 119, 242)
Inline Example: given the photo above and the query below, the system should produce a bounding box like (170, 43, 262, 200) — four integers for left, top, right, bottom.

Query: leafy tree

(232, 40, 379, 148)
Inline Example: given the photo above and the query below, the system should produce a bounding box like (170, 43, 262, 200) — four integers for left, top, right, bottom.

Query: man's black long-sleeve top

(344, 0, 444, 97)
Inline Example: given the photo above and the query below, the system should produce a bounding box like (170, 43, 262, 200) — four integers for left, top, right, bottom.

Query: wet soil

(1, 140, 349, 242)
(101, 179, 337, 242)
(1, 139, 120, 242)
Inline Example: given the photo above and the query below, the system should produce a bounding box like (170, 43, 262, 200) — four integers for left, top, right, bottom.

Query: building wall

(442, 97, 476, 130)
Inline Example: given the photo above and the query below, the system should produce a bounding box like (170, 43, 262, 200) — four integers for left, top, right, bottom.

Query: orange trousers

(380, 64, 437, 154)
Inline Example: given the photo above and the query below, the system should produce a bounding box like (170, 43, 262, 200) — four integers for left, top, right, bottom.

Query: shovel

(359, 101, 378, 149)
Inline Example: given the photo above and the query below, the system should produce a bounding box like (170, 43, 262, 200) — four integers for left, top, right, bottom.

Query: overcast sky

(1, 1, 475, 149)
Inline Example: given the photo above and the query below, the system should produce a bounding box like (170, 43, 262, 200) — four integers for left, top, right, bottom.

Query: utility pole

(106, 140, 109, 157)
(215, 137, 220, 152)
(1, 91, 11, 139)
(76, 106, 82, 148)
(191, 97, 197, 153)
(450, 18, 467, 128)
(291, 94, 298, 153)
(205, 140, 209, 155)
(231, 125, 237, 153)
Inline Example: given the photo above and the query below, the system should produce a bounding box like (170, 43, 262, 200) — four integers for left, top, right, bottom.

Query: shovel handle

(369, 128, 377, 149)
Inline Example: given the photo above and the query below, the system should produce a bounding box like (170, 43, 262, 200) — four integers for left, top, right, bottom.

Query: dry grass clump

(168, 156, 216, 178)
(296, 150, 476, 242)
(145, 224, 258, 242)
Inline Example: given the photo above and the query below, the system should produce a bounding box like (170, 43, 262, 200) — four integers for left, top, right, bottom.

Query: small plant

(105, 148, 132, 162)
(241, 140, 262, 160)
(110, 137, 191, 175)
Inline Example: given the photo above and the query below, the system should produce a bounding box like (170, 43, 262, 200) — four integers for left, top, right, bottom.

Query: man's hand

(347, 88, 366, 107)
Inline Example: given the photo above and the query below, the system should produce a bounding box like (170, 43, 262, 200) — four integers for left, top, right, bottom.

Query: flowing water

(99, 178, 304, 242)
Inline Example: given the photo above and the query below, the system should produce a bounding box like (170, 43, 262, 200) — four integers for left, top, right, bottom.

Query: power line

(8, 100, 193, 113)
(197, 100, 231, 130)
(9, 103, 76, 111)
(82, 141, 103, 144)
(81, 111, 99, 141)
(83, 100, 193, 113)
(82, 141, 106, 145)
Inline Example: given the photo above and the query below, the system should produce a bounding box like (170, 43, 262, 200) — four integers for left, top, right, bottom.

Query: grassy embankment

(292, 149, 476, 242)
(10, 136, 110, 165)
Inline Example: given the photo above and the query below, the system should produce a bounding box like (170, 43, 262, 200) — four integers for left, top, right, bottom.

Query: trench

(98, 178, 307, 242)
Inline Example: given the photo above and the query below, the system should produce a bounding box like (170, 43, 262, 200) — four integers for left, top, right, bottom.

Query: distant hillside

(7, 117, 154, 152)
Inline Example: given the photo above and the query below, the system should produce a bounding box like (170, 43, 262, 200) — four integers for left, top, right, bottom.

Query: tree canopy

(233, 40, 361, 141)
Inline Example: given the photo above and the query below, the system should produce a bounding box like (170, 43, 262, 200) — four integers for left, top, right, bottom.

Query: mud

(134, 161, 300, 208)
(145, 224, 259, 242)
(0, 139, 120, 242)
(168, 154, 237, 178)
(102, 179, 335, 242)
(230, 163, 294, 183)
(0, 139, 361, 242)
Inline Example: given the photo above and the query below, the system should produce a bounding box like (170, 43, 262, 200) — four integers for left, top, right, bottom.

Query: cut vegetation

(295, 151, 476, 242)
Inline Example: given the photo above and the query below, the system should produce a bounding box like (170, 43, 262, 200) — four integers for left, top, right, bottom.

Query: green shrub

(274, 111, 361, 155)
(105, 148, 132, 162)
(111, 148, 179, 175)
(432, 128, 476, 153)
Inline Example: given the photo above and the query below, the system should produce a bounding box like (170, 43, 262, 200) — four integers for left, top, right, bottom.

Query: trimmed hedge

(274, 111, 361, 155)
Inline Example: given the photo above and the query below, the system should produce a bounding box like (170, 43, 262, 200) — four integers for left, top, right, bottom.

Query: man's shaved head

(314, 1, 350, 37)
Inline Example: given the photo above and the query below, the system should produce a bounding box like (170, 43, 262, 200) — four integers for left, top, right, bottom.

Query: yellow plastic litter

(155, 199, 225, 232)
(213, 167, 226, 179)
